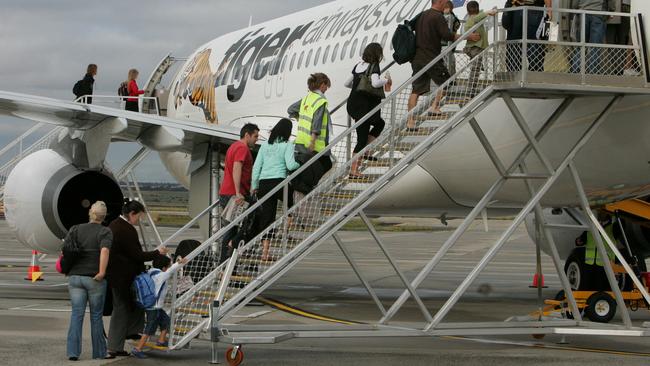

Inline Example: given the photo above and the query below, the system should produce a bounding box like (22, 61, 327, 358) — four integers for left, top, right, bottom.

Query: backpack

(118, 81, 129, 97)
(132, 270, 162, 309)
(392, 13, 422, 65)
(72, 80, 84, 97)
(60, 226, 82, 274)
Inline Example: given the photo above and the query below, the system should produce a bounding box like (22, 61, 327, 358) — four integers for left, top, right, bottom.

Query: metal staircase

(159, 7, 650, 352)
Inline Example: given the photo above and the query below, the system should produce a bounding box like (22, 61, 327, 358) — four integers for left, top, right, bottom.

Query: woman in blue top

(252, 118, 301, 261)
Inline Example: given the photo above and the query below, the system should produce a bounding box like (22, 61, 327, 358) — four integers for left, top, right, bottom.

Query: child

(131, 255, 181, 359)
(463, 2, 497, 87)
(443, 1, 461, 75)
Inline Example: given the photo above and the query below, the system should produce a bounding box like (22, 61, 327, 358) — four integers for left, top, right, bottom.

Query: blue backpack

(132, 270, 161, 309)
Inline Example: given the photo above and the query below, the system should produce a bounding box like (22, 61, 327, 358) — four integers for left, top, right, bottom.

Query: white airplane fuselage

(162, 0, 650, 217)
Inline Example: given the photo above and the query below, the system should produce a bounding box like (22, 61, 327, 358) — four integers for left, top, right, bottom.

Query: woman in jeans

(252, 118, 301, 261)
(65, 201, 113, 361)
(344, 43, 392, 178)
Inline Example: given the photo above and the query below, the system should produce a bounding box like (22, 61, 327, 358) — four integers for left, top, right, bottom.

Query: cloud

(0, 0, 331, 181)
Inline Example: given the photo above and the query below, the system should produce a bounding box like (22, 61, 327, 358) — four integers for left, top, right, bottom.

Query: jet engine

(4, 149, 123, 254)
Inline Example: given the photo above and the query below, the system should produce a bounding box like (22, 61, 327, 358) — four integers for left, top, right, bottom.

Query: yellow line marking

(257, 297, 362, 326)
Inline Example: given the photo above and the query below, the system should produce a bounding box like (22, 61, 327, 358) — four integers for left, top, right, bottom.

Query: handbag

(221, 196, 250, 222)
(60, 226, 82, 274)
(356, 65, 386, 99)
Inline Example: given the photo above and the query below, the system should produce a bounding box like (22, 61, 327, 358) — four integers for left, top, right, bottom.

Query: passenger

(344, 43, 391, 177)
(569, 0, 615, 74)
(464, 2, 498, 87)
(65, 201, 113, 361)
(125, 69, 145, 112)
(218, 123, 260, 264)
(106, 199, 169, 358)
(131, 255, 182, 359)
(252, 118, 301, 261)
(288, 73, 334, 174)
(73, 64, 97, 104)
(606, 0, 635, 75)
(502, 0, 552, 72)
(407, 0, 469, 129)
(443, 1, 461, 75)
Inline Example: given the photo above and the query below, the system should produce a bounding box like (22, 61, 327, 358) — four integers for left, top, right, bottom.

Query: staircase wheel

(226, 346, 244, 366)
(585, 291, 617, 323)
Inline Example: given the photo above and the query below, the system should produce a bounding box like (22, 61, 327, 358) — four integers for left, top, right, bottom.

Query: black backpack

(118, 81, 129, 97)
(72, 80, 84, 97)
(392, 13, 422, 65)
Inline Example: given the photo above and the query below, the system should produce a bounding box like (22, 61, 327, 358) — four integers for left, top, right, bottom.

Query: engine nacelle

(4, 149, 123, 254)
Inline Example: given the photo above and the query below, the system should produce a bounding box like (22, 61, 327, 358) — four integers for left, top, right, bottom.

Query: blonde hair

(128, 69, 139, 81)
(89, 201, 107, 223)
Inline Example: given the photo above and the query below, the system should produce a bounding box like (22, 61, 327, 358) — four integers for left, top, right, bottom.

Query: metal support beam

(130, 171, 164, 246)
(469, 118, 507, 176)
(568, 163, 633, 328)
(381, 97, 576, 325)
(333, 234, 387, 316)
(521, 163, 583, 321)
(506, 97, 574, 175)
(379, 178, 507, 324)
(116, 147, 151, 181)
(424, 95, 622, 331)
(359, 212, 433, 323)
(502, 93, 556, 175)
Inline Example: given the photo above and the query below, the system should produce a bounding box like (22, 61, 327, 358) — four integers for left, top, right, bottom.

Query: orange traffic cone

(25, 250, 44, 282)
(529, 273, 547, 288)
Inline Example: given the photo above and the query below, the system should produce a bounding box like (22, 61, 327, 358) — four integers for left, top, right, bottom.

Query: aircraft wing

(0, 90, 241, 153)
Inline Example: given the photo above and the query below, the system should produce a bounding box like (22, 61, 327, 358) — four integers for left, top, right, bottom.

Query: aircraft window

(297, 51, 305, 70)
(290, 53, 297, 71)
(350, 39, 358, 59)
(323, 45, 330, 64)
(341, 40, 350, 61)
(314, 47, 322, 66)
(306, 49, 313, 68)
(332, 43, 340, 63)
(360, 36, 369, 56)
(371, 33, 379, 43)
(381, 32, 389, 49)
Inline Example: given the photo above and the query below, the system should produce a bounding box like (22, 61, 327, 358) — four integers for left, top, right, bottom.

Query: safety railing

(494, 6, 646, 86)
(164, 15, 496, 349)
(164, 7, 647, 349)
(74, 95, 161, 115)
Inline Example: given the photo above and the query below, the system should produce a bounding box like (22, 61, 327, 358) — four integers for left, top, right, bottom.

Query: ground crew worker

(288, 73, 333, 179)
(578, 210, 616, 266)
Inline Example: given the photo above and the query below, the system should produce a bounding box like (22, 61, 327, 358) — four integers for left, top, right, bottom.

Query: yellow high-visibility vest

(295, 91, 329, 153)
(585, 223, 616, 266)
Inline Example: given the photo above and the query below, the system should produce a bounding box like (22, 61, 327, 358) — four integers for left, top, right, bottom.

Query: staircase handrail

(162, 15, 494, 277)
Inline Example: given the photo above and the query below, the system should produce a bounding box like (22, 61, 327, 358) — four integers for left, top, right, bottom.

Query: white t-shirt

(148, 262, 180, 309)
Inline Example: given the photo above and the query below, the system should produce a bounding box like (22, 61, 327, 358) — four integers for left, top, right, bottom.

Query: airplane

(0, 0, 649, 291)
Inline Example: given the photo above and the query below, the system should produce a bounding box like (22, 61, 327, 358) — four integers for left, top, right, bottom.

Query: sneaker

(68, 357, 79, 361)
(624, 69, 640, 76)
(131, 349, 147, 359)
(156, 341, 169, 348)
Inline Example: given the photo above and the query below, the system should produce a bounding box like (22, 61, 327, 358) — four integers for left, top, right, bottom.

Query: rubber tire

(584, 291, 617, 323)
(226, 346, 244, 366)
(564, 247, 590, 290)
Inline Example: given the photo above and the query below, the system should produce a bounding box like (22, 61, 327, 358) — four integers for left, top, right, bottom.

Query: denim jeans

(571, 15, 607, 74)
(67, 275, 107, 359)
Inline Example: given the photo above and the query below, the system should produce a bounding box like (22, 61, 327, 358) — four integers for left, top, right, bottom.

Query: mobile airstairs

(156, 7, 650, 362)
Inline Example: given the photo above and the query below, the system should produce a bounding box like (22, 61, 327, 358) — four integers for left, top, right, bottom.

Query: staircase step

(322, 192, 356, 200)
(399, 127, 438, 136)
(178, 307, 210, 316)
(238, 257, 277, 266)
(414, 112, 453, 122)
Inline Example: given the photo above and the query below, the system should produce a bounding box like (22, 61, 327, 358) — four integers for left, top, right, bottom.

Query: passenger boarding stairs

(162, 8, 650, 349)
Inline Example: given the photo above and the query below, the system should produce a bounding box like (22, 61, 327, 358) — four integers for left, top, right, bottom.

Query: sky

(0, 0, 330, 182)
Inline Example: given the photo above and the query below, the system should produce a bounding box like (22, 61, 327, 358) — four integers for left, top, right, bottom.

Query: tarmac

(1, 219, 650, 365)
